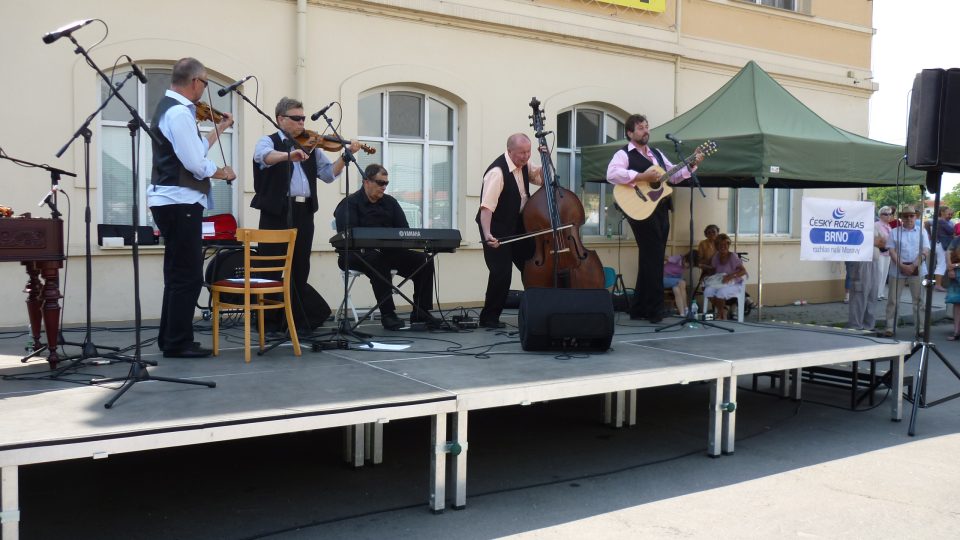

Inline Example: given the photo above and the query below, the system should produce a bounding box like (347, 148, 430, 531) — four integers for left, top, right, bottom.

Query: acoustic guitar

(613, 140, 718, 221)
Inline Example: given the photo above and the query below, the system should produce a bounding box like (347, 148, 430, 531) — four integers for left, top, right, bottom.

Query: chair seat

(212, 279, 283, 289)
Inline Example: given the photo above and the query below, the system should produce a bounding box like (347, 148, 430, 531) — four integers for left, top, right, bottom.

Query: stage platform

(0, 314, 910, 539)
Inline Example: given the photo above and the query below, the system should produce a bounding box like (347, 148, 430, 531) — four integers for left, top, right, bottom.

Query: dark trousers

(627, 203, 670, 319)
(258, 201, 330, 330)
(478, 224, 531, 324)
(338, 249, 434, 317)
(151, 203, 204, 351)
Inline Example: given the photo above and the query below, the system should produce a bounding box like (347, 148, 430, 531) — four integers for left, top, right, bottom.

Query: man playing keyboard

(333, 163, 439, 330)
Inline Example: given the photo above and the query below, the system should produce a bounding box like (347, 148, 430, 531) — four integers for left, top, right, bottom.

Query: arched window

(356, 89, 456, 229)
(99, 66, 236, 229)
(555, 106, 625, 236)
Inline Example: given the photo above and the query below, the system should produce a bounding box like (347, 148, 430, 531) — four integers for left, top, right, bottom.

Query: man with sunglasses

(252, 97, 361, 334)
(334, 164, 438, 330)
(148, 57, 236, 358)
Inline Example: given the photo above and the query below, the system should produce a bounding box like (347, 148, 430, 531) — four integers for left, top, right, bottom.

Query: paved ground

(4, 292, 959, 539)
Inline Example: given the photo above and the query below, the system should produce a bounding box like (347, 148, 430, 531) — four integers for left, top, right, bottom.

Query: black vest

(475, 154, 530, 236)
(250, 133, 320, 216)
(150, 96, 211, 195)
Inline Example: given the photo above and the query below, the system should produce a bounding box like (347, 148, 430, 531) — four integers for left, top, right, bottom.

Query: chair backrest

(603, 266, 617, 289)
(237, 228, 297, 283)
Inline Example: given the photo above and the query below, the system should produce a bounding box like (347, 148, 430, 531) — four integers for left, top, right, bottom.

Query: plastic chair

(704, 273, 748, 322)
(210, 228, 301, 362)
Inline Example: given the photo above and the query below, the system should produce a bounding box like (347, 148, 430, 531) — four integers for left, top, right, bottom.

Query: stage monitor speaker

(906, 68, 960, 174)
(518, 288, 614, 352)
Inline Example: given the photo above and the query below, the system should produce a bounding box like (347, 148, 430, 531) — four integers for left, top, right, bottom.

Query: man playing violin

(148, 57, 236, 358)
(251, 97, 361, 334)
(606, 114, 701, 324)
(475, 133, 544, 329)
(334, 164, 439, 331)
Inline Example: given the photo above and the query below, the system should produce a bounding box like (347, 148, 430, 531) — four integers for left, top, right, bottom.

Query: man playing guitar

(605, 114, 702, 323)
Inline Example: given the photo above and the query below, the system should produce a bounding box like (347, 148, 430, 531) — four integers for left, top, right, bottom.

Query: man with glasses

(148, 57, 236, 358)
(883, 205, 930, 337)
(252, 97, 361, 334)
(334, 164, 438, 330)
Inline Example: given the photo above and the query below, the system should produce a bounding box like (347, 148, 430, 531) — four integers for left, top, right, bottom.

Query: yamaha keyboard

(330, 227, 461, 252)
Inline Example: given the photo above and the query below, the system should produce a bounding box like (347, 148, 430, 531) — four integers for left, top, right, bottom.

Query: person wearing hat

(882, 204, 930, 337)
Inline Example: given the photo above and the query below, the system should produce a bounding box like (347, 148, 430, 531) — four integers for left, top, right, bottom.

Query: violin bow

(202, 84, 231, 184)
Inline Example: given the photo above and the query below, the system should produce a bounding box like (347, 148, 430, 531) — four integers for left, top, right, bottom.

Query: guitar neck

(657, 152, 697, 182)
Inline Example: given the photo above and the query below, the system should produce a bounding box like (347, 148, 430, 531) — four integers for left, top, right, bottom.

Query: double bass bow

(521, 97, 605, 289)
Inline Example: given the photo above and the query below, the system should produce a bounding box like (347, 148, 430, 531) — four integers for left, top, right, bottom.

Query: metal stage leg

(722, 377, 737, 455)
(364, 422, 384, 465)
(1, 465, 19, 540)
(790, 367, 802, 400)
(429, 413, 447, 514)
(892, 354, 904, 421)
(708, 378, 722, 457)
(603, 392, 612, 424)
(625, 389, 637, 427)
(451, 412, 468, 510)
(343, 425, 364, 468)
(780, 369, 790, 398)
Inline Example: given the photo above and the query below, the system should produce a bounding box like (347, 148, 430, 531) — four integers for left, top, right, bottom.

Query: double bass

(521, 98, 605, 289)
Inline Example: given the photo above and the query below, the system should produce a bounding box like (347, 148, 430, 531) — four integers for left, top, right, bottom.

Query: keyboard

(330, 227, 461, 252)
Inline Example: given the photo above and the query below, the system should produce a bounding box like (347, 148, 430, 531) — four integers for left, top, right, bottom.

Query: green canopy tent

(580, 60, 925, 315)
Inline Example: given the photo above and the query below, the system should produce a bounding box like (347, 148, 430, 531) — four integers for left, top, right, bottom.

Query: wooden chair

(210, 228, 301, 362)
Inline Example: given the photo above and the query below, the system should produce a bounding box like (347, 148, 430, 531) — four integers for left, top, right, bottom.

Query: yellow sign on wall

(595, 0, 666, 12)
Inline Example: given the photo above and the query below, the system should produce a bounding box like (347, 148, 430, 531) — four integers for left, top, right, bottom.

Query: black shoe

(381, 313, 404, 331)
(648, 315, 663, 324)
(163, 344, 212, 358)
(479, 319, 506, 329)
(410, 312, 443, 330)
(629, 313, 645, 320)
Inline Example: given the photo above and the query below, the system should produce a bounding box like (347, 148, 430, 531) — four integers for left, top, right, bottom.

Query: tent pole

(757, 180, 764, 320)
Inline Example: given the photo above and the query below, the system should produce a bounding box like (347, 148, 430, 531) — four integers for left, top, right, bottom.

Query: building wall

(0, 0, 876, 326)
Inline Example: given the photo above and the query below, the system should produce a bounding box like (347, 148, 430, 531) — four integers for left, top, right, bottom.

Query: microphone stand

(226, 88, 330, 354)
(0, 152, 74, 368)
(311, 108, 375, 350)
(656, 137, 731, 334)
(52, 32, 214, 406)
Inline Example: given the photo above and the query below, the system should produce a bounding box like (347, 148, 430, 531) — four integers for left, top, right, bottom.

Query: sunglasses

(194, 77, 208, 88)
(282, 115, 306, 122)
(371, 179, 389, 187)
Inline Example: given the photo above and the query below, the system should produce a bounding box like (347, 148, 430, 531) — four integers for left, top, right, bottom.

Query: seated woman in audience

(663, 254, 689, 316)
(696, 224, 720, 276)
(703, 233, 747, 320)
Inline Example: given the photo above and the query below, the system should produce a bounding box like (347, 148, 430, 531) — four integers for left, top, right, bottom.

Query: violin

(292, 129, 376, 155)
(195, 101, 226, 123)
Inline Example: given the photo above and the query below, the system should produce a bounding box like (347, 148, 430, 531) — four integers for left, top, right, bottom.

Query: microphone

(665, 133, 683, 144)
(535, 130, 553, 139)
(217, 75, 252, 97)
(310, 102, 336, 121)
(126, 57, 148, 84)
(42, 19, 94, 44)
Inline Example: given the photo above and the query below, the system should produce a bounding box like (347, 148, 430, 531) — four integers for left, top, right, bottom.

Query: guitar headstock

(698, 140, 719, 156)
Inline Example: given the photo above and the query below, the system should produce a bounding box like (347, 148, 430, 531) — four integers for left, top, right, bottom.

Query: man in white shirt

(883, 205, 930, 337)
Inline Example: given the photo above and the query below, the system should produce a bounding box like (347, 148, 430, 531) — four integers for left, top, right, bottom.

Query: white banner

(801, 197, 875, 261)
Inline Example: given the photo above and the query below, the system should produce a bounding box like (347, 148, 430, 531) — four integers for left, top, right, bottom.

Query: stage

(0, 313, 909, 539)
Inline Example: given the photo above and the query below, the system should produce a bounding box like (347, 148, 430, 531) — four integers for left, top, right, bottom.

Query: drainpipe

(296, 0, 307, 99)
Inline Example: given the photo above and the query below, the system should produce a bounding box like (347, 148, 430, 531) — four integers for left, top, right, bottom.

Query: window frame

(554, 105, 625, 238)
(356, 87, 458, 229)
(727, 187, 794, 237)
(97, 65, 238, 230)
